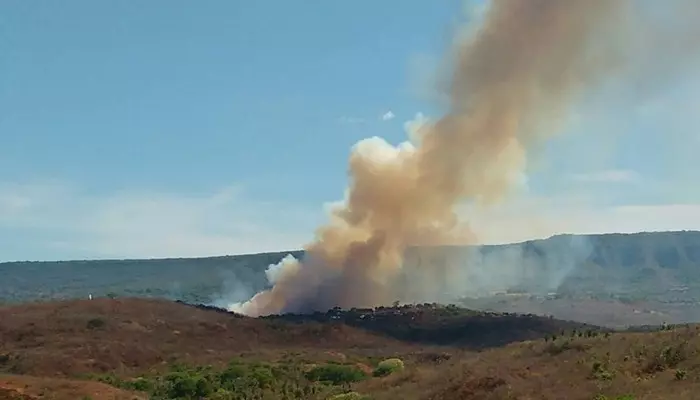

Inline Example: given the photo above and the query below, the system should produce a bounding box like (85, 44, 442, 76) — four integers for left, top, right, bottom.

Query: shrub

(675, 369, 688, 381)
(306, 364, 367, 385)
(123, 377, 153, 392)
(249, 366, 275, 388)
(161, 371, 214, 398)
(329, 392, 372, 400)
(590, 361, 614, 381)
(92, 360, 338, 399)
(219, 363, 247, 383)
(644, 343, 688, 373)
(208, 388, 236, 400)
(373, 358, 405, 377)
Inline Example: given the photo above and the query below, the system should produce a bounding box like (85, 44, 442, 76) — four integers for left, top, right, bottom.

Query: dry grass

(2, 298, 700, 399)
(0, 298, 408, 378)
(369, 326, 700, 400)
(0, 374, 146, 400)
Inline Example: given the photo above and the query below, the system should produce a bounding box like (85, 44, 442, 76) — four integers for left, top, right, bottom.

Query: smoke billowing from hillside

(228, 0, 700, 316)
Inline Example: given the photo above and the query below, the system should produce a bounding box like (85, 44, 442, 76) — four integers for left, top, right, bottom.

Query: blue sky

(2, 1, 700, 262)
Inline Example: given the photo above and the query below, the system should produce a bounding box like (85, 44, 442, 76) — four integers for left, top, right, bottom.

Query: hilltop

(1, 298, 699, 399)
(3, 231, 700, 327)
(0, 298, 594, 378)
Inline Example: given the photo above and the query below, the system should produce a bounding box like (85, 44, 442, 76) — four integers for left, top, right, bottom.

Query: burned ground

(261, 303, 602, 348)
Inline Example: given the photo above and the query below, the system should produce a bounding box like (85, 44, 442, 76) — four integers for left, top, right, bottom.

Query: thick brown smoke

(233, 0, 700, 316)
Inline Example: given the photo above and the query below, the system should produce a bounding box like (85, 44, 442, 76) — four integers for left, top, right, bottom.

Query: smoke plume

(232, 0, 700, 316)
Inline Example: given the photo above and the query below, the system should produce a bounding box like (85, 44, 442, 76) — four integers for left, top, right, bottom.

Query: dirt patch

(0, 375, 144, 400)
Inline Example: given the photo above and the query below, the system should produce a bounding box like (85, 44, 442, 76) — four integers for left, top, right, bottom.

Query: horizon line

(1, 229, 698, 265)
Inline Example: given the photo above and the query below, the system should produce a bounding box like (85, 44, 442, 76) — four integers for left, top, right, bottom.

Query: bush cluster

(372, 358, 404, 377)
(93, 359, 374, 400)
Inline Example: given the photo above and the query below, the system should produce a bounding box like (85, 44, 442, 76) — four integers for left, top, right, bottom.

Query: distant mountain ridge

(2, 231, 700, 304)
(5, 230, 700, 266)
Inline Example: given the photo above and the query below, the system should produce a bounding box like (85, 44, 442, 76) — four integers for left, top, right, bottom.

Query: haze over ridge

(224, 0, 700, 316)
